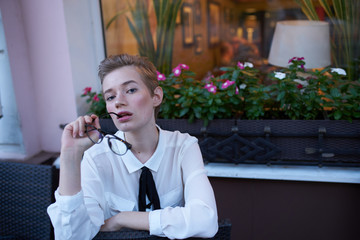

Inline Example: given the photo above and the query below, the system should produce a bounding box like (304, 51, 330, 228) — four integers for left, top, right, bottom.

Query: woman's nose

(114, 94, 127, 107)
(115, 100, 121, 108)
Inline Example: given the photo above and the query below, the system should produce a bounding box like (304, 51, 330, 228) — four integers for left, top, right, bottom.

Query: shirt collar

(116, 126, 165, 174)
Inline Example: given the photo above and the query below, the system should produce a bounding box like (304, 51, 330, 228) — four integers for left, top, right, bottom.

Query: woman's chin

(115, 123, 132, 132)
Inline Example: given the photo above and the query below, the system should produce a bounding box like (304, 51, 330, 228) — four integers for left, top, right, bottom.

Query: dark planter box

(100, 119, 360, 167)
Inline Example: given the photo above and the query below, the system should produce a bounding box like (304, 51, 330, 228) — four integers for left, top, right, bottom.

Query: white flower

(293, 79, 309, 87)
(244, 62, 254, 68)
(274, 72, 286, 80)
(331, 68, 346, 76)
(239, 83, 247, 89)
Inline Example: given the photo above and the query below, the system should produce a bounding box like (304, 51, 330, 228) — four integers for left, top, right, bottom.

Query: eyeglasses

(85, 112, 132, 156)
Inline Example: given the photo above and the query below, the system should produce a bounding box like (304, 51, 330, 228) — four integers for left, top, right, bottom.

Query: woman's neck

(124, 123, 159, 164)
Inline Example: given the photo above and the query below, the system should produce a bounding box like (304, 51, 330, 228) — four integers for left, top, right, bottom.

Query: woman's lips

(116, 111, 133, 122)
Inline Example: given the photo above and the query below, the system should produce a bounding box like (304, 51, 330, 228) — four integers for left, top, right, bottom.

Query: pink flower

(172, 67, 182, 76)
(178, 64, 189, 70)
(288, 57, 305, 64)
(235, 87, 239, 95)
(204, 82, 217, 93)
(207, 85, 217, 93)
(83, 87, 92, 95)
(297, 84, 303, 89)
(93, 94, 100, 102)
(221, 80, 235, 89)
(156, 71, 166, 81)
(237, 62, 244, 69)
(204, 83, 214, 89)
(288, 57, 297, 64)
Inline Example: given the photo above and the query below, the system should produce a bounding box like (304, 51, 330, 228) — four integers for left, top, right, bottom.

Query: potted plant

(106, 0, 183, 75)
(81, 58, 360, 167)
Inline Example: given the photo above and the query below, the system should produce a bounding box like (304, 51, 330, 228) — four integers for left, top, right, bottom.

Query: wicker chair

(93, 218, 231, 240)
(0, 161, 59, 240)
(0, 160, 231, 240)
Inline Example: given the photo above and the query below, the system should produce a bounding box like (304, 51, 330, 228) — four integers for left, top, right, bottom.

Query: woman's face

(102, 66, 162, 133)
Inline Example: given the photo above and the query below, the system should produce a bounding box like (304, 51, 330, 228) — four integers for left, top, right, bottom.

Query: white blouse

(47, 127, 218, 240)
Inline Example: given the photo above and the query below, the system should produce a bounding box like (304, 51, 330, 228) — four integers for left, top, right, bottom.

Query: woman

(47, 54, 218, 239)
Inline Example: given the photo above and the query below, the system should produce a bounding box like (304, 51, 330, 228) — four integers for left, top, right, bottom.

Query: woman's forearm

(101, 211, 150, 232)
(58, 115, 98, 196)
(58, 149, 83, 196)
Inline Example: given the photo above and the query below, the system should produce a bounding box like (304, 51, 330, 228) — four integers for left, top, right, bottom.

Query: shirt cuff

(149, 209, 163, 236)
(54, 188, 84, 213)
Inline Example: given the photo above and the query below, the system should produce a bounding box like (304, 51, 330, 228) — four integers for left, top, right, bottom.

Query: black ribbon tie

(138, 166, 160, 211)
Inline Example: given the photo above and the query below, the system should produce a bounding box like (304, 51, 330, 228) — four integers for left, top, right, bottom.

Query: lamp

(268, 20, 331, 69)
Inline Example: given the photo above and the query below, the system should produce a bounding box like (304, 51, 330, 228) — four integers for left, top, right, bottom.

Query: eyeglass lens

(86, 125, 103, 144)
(107, 136, 129, 155)
(86, 124, 129, 156)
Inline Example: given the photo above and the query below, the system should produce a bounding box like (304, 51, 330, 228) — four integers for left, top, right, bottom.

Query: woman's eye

(126, 88, 137, 94)
(106, 96, 115, 101)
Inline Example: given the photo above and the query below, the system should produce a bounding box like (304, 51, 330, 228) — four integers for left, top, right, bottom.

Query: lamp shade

(268, 20, 331, 69)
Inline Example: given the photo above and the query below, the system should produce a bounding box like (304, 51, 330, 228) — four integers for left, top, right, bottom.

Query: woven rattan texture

(0, 161, 57, 240)
(93, 219, 231, 240)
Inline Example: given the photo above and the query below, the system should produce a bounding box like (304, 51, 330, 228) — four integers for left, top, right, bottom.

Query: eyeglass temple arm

(88, 112, 118, 133)
(97, 112, 132, 148)
(107, 112, 121, 118)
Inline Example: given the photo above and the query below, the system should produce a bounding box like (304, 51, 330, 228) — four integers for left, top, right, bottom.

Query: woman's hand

(59, 114, 101, 196)
(100, 212, 150, 232)
(61, 114, 100, 154)
(100, 214, 122, 232)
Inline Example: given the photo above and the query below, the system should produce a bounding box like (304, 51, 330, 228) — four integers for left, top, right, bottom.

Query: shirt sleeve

(149, 140, 218, 239)
(47, 152, 105, 240)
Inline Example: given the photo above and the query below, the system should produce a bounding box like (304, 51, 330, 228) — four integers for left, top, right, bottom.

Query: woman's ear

(153, 86, 163, 107)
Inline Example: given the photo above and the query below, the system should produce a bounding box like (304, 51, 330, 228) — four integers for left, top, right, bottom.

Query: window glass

(100, 0, 359, 81)
(0, 9, 25, 157)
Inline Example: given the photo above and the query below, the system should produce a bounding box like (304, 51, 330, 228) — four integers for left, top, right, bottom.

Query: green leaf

(106, 8, 129, 29)
(231, 70, 240, 81)
(277, 91, 285, 101)
(215, 98, 222, 104)
(353, 112, 360, 118)
(330, 88, 341, 98)
(334, 110, 342, 120)
(179, 107, 189, 117)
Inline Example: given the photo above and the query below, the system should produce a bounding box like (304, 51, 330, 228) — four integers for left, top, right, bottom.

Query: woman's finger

(84, 115, 94, 124)
(72, 119, 81, 138)
(79, 116, 92, 137)
(90, 114, 100, 128)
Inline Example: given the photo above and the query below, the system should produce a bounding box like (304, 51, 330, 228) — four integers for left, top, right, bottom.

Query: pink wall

(0, 0, 78, 158)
